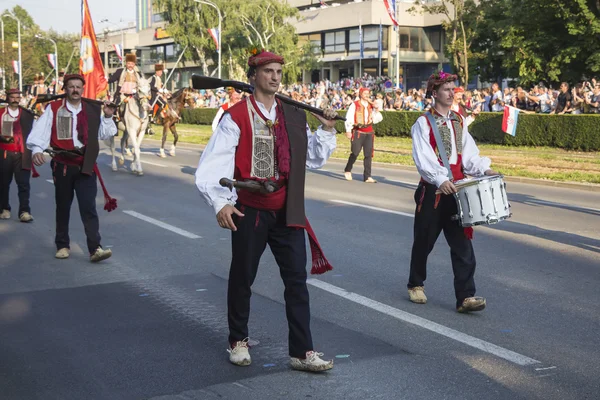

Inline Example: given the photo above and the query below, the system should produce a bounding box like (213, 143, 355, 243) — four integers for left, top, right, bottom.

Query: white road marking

(140, 160, 168, 167)
(530, 199, 600, 213)
(385, 178, 418, 187)
(331, 199, 414, 218)
(123, 210, 202, 239)
(307, 279, 541, 367)
(535, 366, 557, 371)
(46, 179, 53, 184)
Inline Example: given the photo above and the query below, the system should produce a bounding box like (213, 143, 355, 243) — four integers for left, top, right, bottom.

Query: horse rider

(150, 63, 169, 124)
(117, 53, 142, 116)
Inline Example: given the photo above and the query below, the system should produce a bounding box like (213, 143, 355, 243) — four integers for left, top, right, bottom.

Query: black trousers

(51, 160, 101, 254)
(344, 132, 374, 180)
(228, 204, 313, 358)
(408, 182, 477, 307)
(0, 150, 31, 215)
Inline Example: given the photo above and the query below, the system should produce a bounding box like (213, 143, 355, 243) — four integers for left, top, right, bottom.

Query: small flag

(12, 60, 19, 74)
(207, 28, 220, 52)
(319, 0, 327, 6)
(47, 54, 57, 69)
(383, 0, 399, 27)
(359, 24, 364, 59)
(502, 106, 520, 136)
(113, 44, 123, 61)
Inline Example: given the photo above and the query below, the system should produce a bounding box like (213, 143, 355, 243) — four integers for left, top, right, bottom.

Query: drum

(453, 175, 511, 227)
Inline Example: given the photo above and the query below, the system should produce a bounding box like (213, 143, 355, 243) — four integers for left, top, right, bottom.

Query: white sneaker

(55, 248, 70, 259)
(90, 247, 112, 263)
(344, 172, 352, 181)
(290, 351, 333, 372)
(227, 338, 251, 366)
(158, 148, 166, 158)
(19, 212, 33, 223)
(364, 177, 377, 183)
(0, 209, 10, 219)
(169, 145, 176, 157)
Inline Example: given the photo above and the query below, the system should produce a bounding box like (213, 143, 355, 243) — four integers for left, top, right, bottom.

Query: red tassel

(93, 164, 118, 212)
(434, 194, 441, 209)
(464, 227, 474, 240)
(31, 164, 40, 178)
(305, 219, 333, 275)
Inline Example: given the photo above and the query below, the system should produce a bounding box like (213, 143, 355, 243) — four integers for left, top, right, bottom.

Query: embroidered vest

(353, 100, 374, 133)
(0, 107, 34, 169)
(426, 110, 465, 181)
(226, 96, 308, 226)
(48, 99, 101, 175)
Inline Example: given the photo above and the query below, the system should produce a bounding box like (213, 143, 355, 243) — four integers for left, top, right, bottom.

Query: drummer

(406, 70, 498, 313)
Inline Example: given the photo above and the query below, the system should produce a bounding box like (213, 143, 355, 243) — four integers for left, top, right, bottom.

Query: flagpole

(358, 22, 362, 79)
(378, 19, 382, 77)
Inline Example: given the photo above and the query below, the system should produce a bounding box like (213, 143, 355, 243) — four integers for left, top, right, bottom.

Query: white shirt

(6, 107, 19, 118)
(411, 111, 491, 188)
(344, 100, 383, 133)
(26, 101, 118, 155)
(211, 105, 226, 132)
(492, 90, 504, 112)
(196, 99, 337, 215)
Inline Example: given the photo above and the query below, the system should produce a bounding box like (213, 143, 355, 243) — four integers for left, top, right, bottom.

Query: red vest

(0, 107, 23, 152)
(353, 100, 374, 133)
(0, 106, 34, 169)
(423, 111, 465, 182)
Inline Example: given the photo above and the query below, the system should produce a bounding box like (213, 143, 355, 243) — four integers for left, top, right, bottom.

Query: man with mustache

(26, 74, 118, 262)
(0, 89, 36, 222)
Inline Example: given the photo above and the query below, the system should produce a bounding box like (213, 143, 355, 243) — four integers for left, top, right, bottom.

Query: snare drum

(453, 175, 511, 227)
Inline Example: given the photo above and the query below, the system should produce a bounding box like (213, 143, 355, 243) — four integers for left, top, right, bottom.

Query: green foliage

(182, 107, 600, 151)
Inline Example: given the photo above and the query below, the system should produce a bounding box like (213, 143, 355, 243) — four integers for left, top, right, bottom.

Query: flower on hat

(249, 46, 264, 56)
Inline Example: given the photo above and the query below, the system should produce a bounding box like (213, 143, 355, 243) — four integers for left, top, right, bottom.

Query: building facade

(96, 0, 450, 91)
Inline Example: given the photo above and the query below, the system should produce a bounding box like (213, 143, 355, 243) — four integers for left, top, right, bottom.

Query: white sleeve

(372, 109, 383, 124)
(306, 124, 337, 169)
(344, 102, 356, 133)
(212, 106, 225, 132)
(26, 105, 53, 155)
(195, 113, 240, 214)
(461, 124, 491, 177)
(98, 116, 118, 140)
(411, 116, 450, 188)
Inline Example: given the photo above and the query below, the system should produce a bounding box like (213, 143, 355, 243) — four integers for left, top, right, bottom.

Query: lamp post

(1, 12, 22, 92)
(194, 0, 222, 79)
(1, 18, 5, 92)
(35, 34, 58, 91)
(99, 18, 125, 67)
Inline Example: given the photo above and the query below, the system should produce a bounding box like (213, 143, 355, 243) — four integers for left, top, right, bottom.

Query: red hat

(359, 87, 370, 95)
(63, 74, 86, 86)
(248, 50, 284, 67)
(426, 70, 458, 94)
(454, 86, 465, 94)
(7, 88, 21, 95)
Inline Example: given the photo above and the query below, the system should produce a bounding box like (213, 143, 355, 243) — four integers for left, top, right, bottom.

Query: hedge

(180, 108, 600, 151)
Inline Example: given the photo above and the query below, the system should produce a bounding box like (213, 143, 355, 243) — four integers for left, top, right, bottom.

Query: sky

(4, 0, 137, 34)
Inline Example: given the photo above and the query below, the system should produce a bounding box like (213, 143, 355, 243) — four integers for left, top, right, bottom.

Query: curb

(142, 137, 600, 193)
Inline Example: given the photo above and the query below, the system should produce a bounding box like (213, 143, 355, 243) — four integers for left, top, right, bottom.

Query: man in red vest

(211, 87, 242, 131)
(27, 74, 118, 262)
(195, 50, 337, 372)
(343, 87, 383, 183)
(407, 71, 497, 313)
(0, 89, 36, 222)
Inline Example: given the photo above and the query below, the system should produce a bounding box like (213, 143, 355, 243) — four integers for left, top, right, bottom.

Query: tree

(154, 0, 316, 83)
(408, 0, 480, 86)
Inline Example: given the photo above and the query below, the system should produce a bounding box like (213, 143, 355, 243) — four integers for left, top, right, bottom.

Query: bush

(182, 107, 600, 151)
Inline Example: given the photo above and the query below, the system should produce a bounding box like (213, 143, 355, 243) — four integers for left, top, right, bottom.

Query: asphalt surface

(1, 137, 599, 400)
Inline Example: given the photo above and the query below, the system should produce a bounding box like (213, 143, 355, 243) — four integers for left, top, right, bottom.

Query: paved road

(1, 139, 599, 400)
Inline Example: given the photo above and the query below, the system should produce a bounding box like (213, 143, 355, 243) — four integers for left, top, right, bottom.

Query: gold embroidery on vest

(247, 100, 276, 179)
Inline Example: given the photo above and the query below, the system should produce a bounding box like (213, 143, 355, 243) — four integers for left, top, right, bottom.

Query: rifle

(219, 177, 279, 194)
(191, 75, 346, 122)
(34, 93, 117, 109)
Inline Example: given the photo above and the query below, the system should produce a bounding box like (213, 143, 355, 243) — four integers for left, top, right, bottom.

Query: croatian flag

(383, 0, 399, 27)
(47, 53, 57, 69)
(319, 0, 327, 6)
(207, 28, 220, 52)
(113, 44, 123, 61)
(502, 105, 520, 136)
(12, 60, 19, 74)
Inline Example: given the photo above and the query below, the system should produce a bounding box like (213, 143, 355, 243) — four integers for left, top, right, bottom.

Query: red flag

(80, 0, 108, 99)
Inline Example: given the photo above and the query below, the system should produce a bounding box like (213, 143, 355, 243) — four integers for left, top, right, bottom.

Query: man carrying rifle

(194, 50, 338, 372)
(26, 74, 118, 262)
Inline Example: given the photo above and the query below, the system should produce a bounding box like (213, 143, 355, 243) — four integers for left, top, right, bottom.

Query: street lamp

(193, 0, 222, 79)
(1, 12, 22, 92)
(35, 33, 58, 90)
(99, 18, 124, 67)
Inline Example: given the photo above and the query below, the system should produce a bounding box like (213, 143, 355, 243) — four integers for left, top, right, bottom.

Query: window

(150, 46, 165, 64)
(153, 13, 165, 23)
(300, 33, 322, 54)
(424, 27, 442, 52)
(165, 43, 182, 62)
(349, 26, 388, 52)
(324, 31, 345, 53)
(397, 27, 436, 52)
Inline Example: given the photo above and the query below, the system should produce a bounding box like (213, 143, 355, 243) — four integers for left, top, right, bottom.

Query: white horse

(108, 77, 151, 176)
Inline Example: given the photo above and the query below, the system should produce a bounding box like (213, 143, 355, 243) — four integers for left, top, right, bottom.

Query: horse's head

(136, 77, 152, 112)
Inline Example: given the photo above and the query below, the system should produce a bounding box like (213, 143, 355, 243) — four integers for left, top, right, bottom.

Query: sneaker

(344, 172, 352, 181)
(90, 247, 112, 263)
(408, 286, 427, 304)
(0, 209, 10, 219)
(457, 296, 486, 313)
(364, 177, 378, 183)
(290, 351, 333, 372)
(227, 338, 251, 366)
(55, 248, 70, 259)
(158, 148, 166, 158)
(19, 212, 33, 223)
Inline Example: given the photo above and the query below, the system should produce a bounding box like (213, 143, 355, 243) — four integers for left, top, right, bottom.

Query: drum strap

(425, 112, 454, 181)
